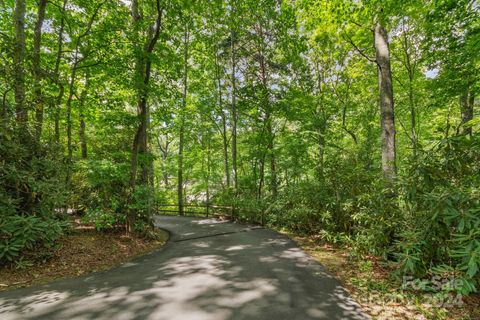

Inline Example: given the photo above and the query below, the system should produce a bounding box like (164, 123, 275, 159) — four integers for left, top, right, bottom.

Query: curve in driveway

(0, 215, 369, 320)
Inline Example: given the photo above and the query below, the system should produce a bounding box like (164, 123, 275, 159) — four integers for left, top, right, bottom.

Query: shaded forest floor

(287, 233, 480, 320)
(0, 222, 169, 292)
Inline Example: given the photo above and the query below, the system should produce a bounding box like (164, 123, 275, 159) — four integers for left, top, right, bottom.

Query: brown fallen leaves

(0, 228, 168, 291)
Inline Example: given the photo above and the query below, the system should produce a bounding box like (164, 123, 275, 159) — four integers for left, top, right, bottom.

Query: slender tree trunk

(65, 60, 78, 185)
(266, 116, 277, 197)
(314, 61, 327, 181)
(267, 114, 276, 198)
(468, 92, 475, 133)
(177, 122, 185, 215)
(54, 86, 64, 142)
(53, 0, 67, 143)
(12, 0, 31, 213)
(64, 7, 99, 184)
(257, 154, 265, 199)
(2, 88, 11, 127)
(138, 103, 149, 184)
(258, 30, 277, 198)
(214, 46, 231, 188)
(460, 90, 474, 136)
(408, 78, 417, 155)
(341, 103, 357, 144)
(33, 0, 47, 142)
(231, 29, 238, 192)
(374, 24, 397, 182)
(317, 120, 326, 181)
(206, 138, 211, 216)
(399, 30, 418, 157)
(129, 0, 144, 193)
(157, 135, 170, 186)
(13, 0, 27, 127)
(178, 27, 189, 216)
(445, 104, 453, 139)
(79, 114, 87, 158)
(79, 72, 90, 159)
(221, 111, 230, 188)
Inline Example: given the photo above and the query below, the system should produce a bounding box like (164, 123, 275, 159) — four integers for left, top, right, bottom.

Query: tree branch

(145, 0, 163, 54)
(343, 33, 377, 65)
(76, 60, 103, 70)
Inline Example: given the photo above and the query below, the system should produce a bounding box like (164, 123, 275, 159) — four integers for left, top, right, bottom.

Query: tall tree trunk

(374, 24, 397, 182)
(33, 0, 47, 142)
(129, 0, 162, 188)
(460, 90, 474, 136)
(314, 61, 327, 181)
(266, 115, 277, 197)
(13, 0, 27, 127)
(468, 92, 475, 133)
(258, 26, 277, 198)
(128, 0, 162, 232)
(2, 88, 12, 127)
(400, 29, 418, 157)
(221, 111, 230, 188)
(54, 86, 64, 143)
(65, 60, 78, 186)
(64, 2, 100, 185)
(205, 137, 211, 216)
(231, 29, 238, 192)
(257, 156, 265, 199)
(53, 0, 67, 143)
(12, 0, 30, 213)
(317, 120, 326, 181)
(79, 72, 90, 159)
(157, 135, 170, 187)
(408, 78, 417, 156)
(268, 119, 276, 198)
(214, 46, 230, 188)
(178, 27, 189, 216)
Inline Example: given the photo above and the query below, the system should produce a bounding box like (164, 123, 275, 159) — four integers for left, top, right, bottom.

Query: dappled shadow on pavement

(0, 216, 369, 320)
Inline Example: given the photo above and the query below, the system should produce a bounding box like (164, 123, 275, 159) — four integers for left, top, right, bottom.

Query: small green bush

(81, 209, 125, 231)
(72, 159, 130, 215)
(0, 215, 68, 264)
(394, 134, 480, 294)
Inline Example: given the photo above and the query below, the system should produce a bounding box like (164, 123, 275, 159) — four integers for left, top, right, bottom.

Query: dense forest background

(1, 0, 479, 296)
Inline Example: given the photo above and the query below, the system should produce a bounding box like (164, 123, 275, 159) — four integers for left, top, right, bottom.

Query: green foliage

(0, 215, 68, 264)
(263, 134, 480, 295)
(0, 0, 479, 303)
(81, 209, 125, 232)
(0, 130, 68, 217)
(267, 182, 333, 234)
(14, 257, 34, 270)
(394, 134, 480, 294)
(72, 159, 130, 215)
(0, 128, 69, 265)
(129, 184, 155, 226)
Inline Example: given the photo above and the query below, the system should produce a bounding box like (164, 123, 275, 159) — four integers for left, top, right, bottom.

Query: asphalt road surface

(0, 215, 369, 320)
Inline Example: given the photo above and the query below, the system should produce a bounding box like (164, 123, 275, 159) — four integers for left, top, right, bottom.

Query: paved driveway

(0, 215, 369, 320)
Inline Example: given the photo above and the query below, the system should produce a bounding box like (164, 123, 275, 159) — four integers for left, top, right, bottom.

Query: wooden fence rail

(155, 203, 265, 226)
